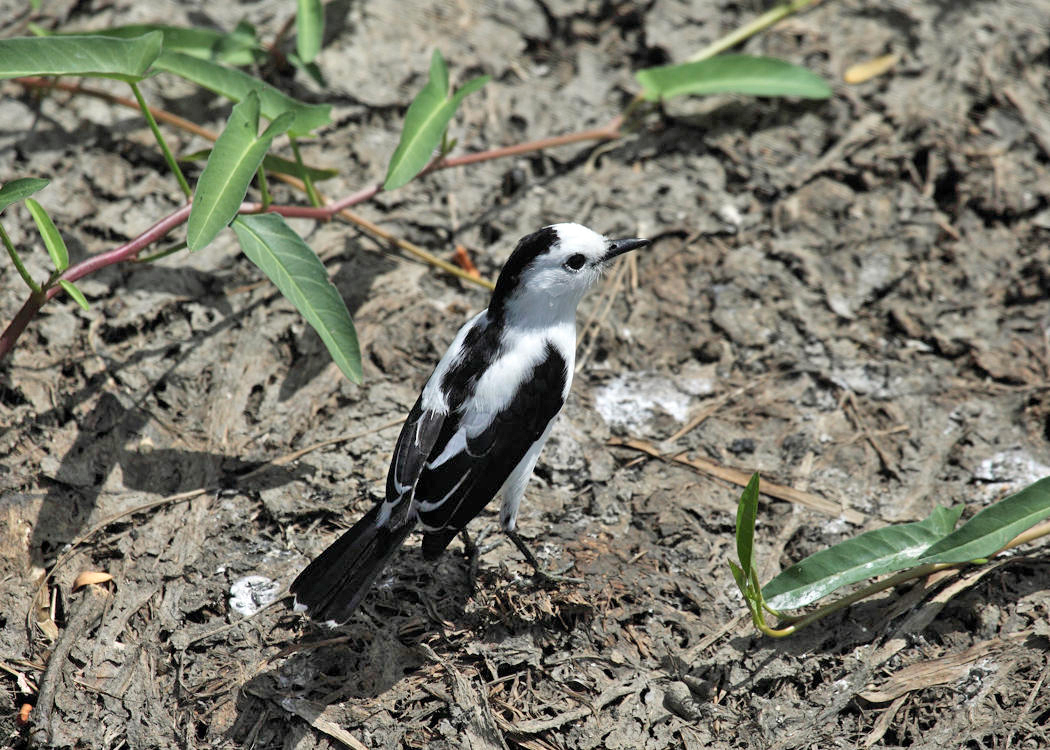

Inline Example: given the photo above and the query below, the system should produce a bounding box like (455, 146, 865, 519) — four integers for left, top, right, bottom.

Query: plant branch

(1000, 518, 1050, 552)
(758, 563, 948, 636)
(260, 172, 493, 288)
(432, 122, 623, 170)
(1, 203, 190, 358)
(0, 192, 496, 359)
(4, 0, 823, 359)
(11, 77, 616, 290)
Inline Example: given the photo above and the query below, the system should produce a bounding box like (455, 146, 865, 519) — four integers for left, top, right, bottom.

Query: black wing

(416, 344, 568, 558)
(383, 395, 446, 527)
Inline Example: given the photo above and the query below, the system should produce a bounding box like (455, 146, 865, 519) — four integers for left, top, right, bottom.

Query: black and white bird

(290, 223, 650, 624)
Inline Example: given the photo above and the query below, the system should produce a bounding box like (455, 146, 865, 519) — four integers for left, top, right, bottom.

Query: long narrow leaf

(68, 24, 264, 65)
(187, 92, 295, 251)
(0, 178, 49, 214)
(635, 54, 831, 101)
(0, 32, 162, 81)
(25, 198, 69, 271)
(736, 473, 760, 578)
(232, 214, 361, 383)
(918, 477, 1050, 565)
(59, 280, 90, 310)
(296, 0, 324, 63)
(383, 50, 490, 190)
(762, 505, 964, 611)
(153, 49, 330, 136)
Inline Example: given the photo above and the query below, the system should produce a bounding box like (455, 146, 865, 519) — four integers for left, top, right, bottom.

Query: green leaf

(214, 20, 265, 66)
(635, 54, 832, 101)
(918, 477, 1050, 565)
(232, 214, 361, 383)
(25, 198, 69, 271)
(735, 473, 761, 578)
(296, 0, 324, 63)
(0, 32, 162, 82)
(383, 50, 490, 191)
(153, 49, 331, 136)
(187, 92, 295, 251)
(59, 280, 90, 310)
(762, 505, 964, 611)
(70, 23, 265, 66)
(0, 178, 49, 214)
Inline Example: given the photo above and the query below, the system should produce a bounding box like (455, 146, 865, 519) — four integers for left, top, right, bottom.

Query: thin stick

(15, 77, 221, 141)
(610, 436, 866, 524)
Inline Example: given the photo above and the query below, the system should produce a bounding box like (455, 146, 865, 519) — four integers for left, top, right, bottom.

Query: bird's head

(489, 223, 650, 323)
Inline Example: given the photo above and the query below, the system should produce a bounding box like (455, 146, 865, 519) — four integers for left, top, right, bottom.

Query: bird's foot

(506, 529, 582, 586)
(530, 562, 583, 586)
(458, 529, 478, 561)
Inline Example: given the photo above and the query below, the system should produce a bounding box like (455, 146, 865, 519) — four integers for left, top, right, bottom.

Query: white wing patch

(427, 429, 467, 468)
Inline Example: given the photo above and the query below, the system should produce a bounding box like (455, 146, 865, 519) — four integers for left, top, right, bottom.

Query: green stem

(257, 166, 272, 210)
(289, 137, 321, 207)
(0, 222, 41, 294)
(688, 0, 823, 62)
(756, 563, 949, 637)
(134, 240, 187, 264)
(129, 82, 192, 198)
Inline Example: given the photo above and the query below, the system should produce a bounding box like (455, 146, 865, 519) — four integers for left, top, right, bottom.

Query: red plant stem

(0, 290, 46, 361)
(317, 122, 622, 215)
(1, 195, 455, 358)
(1, 203, 190, 357)
(63, 204, 194, 284)
(437, 122, 623, 169)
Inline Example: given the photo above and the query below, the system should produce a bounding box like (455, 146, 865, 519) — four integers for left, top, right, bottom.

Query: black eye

(564, 254, 586, 271)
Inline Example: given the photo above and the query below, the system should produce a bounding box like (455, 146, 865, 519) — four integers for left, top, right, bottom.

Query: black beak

(602, 237, 650, 263)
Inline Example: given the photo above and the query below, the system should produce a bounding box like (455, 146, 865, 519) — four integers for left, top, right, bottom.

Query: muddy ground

(2, 0, 1050, 748)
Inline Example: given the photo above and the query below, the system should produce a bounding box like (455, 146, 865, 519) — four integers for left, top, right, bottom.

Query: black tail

(290, 504, 414, 625)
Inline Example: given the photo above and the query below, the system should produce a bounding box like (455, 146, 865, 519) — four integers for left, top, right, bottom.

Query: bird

(290, 223, 650, 625)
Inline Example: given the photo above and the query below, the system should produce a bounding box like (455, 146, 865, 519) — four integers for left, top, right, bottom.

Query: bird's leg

(459, 529, 481, 588)
(506, 530, 582, 585)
